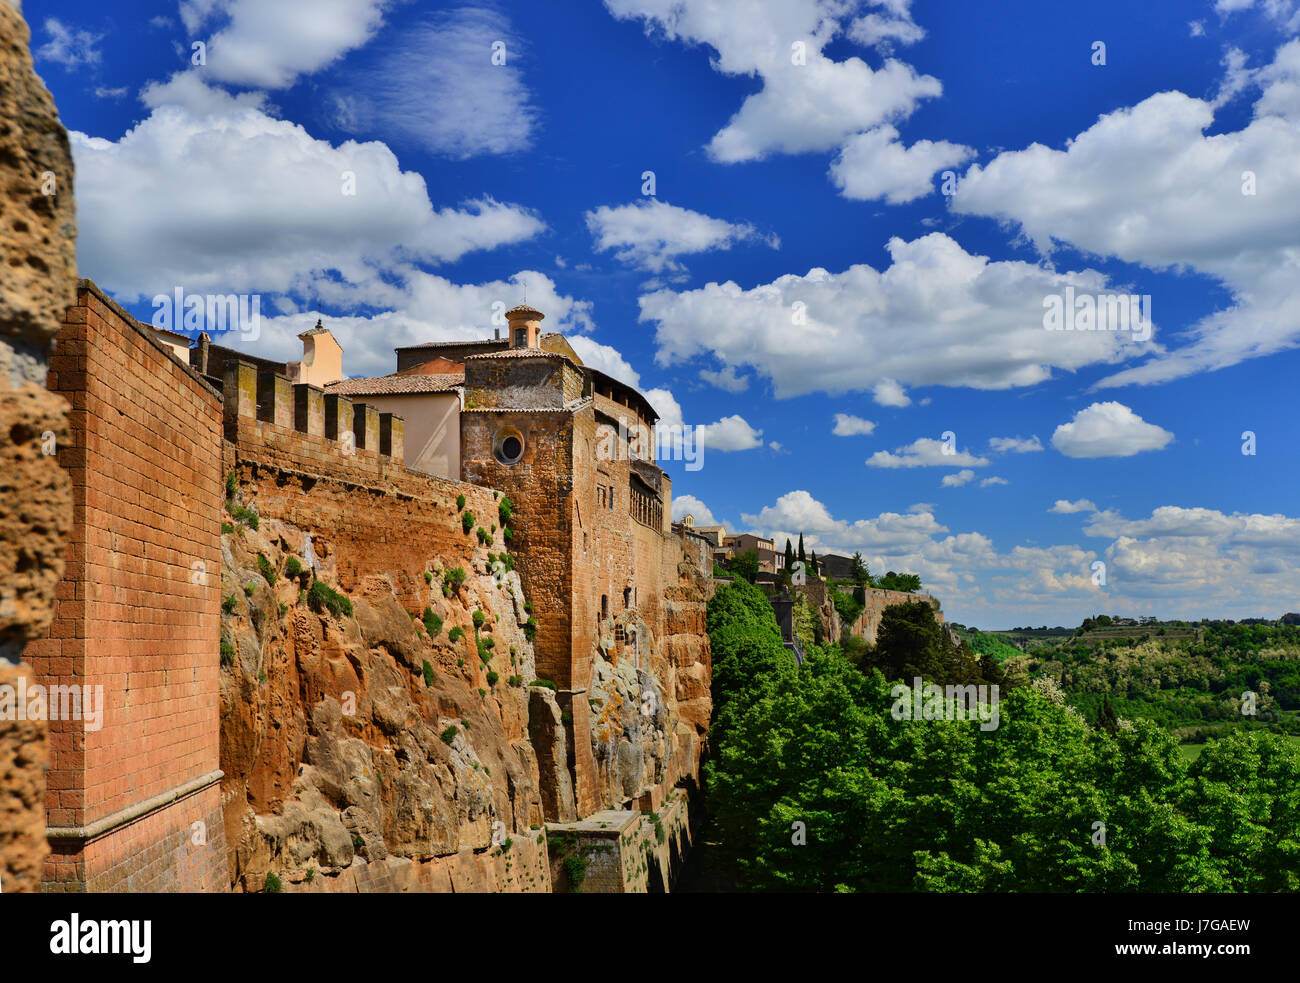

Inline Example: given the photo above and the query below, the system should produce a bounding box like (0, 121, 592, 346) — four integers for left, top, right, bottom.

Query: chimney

(197, 332, 210, 375)
(505, 304, 544, 349)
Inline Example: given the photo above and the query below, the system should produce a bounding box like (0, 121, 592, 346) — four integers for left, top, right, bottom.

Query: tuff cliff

(219, 507, 558, 891)
(0, 0, 76, 893)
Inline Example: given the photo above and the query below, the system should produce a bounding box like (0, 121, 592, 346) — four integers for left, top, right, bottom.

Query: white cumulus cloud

(1051, 402, 1174, 458)
(586, 199, 774, 274)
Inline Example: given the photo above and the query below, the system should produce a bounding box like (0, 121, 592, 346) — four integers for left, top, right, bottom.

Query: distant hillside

(950, 625, 1023, 663)
(1005, 621, 1300, 745)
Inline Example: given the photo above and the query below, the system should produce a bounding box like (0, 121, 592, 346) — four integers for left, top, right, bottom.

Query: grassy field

(1180, 733, 1300, 762)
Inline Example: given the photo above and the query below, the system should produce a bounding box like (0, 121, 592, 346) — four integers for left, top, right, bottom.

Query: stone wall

(0, 0, 76, 893)
(26, 282, 228, 892)
(849, 587, 944, 644)
(545, 788, 694, 893)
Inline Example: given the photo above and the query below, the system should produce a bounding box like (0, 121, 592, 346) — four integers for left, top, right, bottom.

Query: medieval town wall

(28, 281, 227, 891)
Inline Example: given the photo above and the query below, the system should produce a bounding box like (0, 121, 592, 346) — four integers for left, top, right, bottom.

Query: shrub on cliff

(422, 660, 434, 687)
(443, 567, 467, 597)
(284, 556, 303, 580)
(257, 553, 277, 585)
(472, 609, 486, 629)
(498, 497, 513, 525)
(230, 504, 259, 530)
(308, 580, 353, 619)
(423, 607, 442, 636)
(456, 494, 466, 510)
(448, 626, 464, 643)
(462, 511, 475, 534)
(440, 725, 458, 745)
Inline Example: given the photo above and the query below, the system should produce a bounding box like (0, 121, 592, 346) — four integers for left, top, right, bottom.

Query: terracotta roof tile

(326, 372, 464, 396)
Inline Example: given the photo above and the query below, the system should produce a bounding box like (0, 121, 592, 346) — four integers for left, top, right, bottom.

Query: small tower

(506, 304, 544, 349)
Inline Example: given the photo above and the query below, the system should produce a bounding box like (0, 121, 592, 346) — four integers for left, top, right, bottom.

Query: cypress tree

(797, 533, 806, 563)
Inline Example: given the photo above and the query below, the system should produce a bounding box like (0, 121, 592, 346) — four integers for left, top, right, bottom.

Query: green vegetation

(219, 640, 235, 666)
(530, 678, 557, 690)
(352, 834, 364, 850)
(1013, 619, 1300, 743)
(563, 855, 587, 893)
(498, 497, 513, 526)
(221, 594, 238, 614)
(524, 616, 537, 641)
(443, 567, 467, 597)
(831, 588, 864, 628)
(456, 494, 466, 511)
(225, 471, 238, 499)
(724, 548, 760, 584)
(422, 607, 443, 637)
(230, 504, 259, 530)
(951, 625, 1023, 663)
(284, 555, 303, 580)
(462, 511, 475, 534)
(508, 675, 523, 687)
(477, 526, 492, 546)
(221, 522, 234, 535)
(703, 579, 1300, 892)
(487, 670, 499, 686)
(257, 553, 277, 586)
(448, 626, 464, 643)
(424, 570, 433, 584)
(422, 660, 434, 687)
(264, 872, 282, 893)
(307, 580, 353, 618)
(873, 571, 923, 592)
(472, 609, 486, 629)
(440, 725, 458, 746)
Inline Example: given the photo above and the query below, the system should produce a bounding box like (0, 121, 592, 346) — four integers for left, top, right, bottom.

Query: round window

(493, 428, 525, 465)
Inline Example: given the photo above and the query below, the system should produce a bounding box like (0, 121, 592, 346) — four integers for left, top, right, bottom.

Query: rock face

(586, 557, 712, 811)
(219, 512, 555, 891)
(0, 0, 76, 892)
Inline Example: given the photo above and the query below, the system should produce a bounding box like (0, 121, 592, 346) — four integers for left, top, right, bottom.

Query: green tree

(850, 551, 869, 586)
(726, 548, 760, 584)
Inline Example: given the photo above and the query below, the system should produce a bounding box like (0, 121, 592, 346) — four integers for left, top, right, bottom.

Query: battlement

(223, 359, 404, 463)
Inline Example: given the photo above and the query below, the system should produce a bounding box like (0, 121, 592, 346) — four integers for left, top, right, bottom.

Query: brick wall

(26, 281, 228, 891)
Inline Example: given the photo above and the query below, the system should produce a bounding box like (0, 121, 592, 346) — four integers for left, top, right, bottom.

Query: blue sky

(28, 0, 1300, 628)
